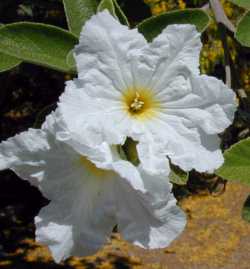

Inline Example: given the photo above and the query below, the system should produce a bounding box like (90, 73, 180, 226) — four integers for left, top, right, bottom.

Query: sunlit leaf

(138, 9, 210, 42)
(98, 0, 129, 25)
(242, 195, 250, 223)
(63, 0, 99, 37)
(122, 138, 139, 166)
(228, 0, 250, 9)
(0, 22, 78, 73)
(98, 0, 116, 18)
(169, 165, 188, 185)
(216, 138, 250, 185)
(66, 50, 76, 72)
(236, 11, 250, 47)
(0, 52, 21, 72)
(113, 0, 129, 26)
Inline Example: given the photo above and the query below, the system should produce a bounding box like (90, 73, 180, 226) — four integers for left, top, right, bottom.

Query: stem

(209, 0, 235, 33)
(209, 0, 233, 88)
(209, 0, 248, 108)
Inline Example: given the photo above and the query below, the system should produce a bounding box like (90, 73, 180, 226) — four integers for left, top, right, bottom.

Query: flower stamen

(122, 87, 161, 120)
(130, 92, 144, 112)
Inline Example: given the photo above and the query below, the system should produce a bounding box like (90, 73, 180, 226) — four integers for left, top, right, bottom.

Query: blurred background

(0, 1, 250, 268)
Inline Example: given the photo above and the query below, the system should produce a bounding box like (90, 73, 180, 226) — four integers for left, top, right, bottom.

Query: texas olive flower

(0, 112, 185, 262)
(59, 10, 237, 174)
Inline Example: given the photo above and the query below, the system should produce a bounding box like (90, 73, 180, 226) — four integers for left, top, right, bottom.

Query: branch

(209, 0, 235, 33)
(209, 0, 234, 88)
(201, 3, 209, 11)
(209, 0, 248, 108)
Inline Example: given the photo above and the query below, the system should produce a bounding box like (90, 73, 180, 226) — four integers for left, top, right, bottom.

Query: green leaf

(169, 165, 188, 185)
(0, 22, 78, 73)
(228, 0, 250, 9)
(216, 138, 250, 185)
(66, 49, 76, 72)
(98, 0, 129, 25)
(98, 0, 116, 18)
(235, 11, 250, 47)
(122, 137, 139, 166)
(242, 195, 250, 223)
(0, 52, 21, 72)
(63, 0, 99, 37)
(138, 9, 210, 42)
(113, 0, 129, 26)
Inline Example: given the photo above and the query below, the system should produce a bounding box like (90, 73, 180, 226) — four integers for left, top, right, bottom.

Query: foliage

(169, 165, 188, 185)
(63, 0, 99, 37)
(0, 52, 21, 72)
(138, 9, 210, 42)
(216, 138, 250, 186)
(242, 195, 250, 222)
(236, 11, 250, 47)
(98, 0, 129, 25)
(0, 22, 78, 73)
(228, 0, 250, 9)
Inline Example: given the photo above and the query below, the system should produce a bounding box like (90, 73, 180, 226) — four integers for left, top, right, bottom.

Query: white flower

(0, 111, 186, 262)
(59, 10, 237, 174)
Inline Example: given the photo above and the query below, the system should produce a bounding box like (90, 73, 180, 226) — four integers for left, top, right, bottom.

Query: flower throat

(122, 87, 161, 120)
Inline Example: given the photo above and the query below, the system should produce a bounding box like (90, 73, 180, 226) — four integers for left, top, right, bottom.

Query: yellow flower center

(130, 92, 145, 112)
(79, 156, 114, 177)
(122, 88, 161, 120)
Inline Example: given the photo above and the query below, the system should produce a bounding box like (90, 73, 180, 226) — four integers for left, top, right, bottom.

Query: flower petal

(115, 172, 186, 249)
(144, 116, 224, 173)
(111, 160, 146, 193)
(58, 80, 129, 146)
(168, 131, 224, 173)
(0, 128, 50, 187)
(165, 74, 237, 134)
(75, 10, 147, 95)
(136, 133, 170, 176)
(35, 176, 116, 262)
(135, 24, 201, 91)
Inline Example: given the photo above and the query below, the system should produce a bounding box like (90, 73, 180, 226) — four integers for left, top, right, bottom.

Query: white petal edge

(35, 176, 117, 262)
(75, 10, 147, 93)
(115, 172, 186, 249)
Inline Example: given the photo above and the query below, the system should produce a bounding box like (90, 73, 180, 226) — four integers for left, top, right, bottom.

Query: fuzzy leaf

(216, 138, 250, 185)
(66, 50, 76, 71)
(228, 0, 250, 9)
(113, 0, 129, 26)
(98, 0, 116, 18)
(98, 0, 129, 25)
(63, 0, 98, 37)
(0, 52, 21, 72)
(242, 195, 250, 223)
(236, 11, 250, 47)
(169, 165, 188, 185)
(0, 22, 78, 73)
(138, 9, 210, 42)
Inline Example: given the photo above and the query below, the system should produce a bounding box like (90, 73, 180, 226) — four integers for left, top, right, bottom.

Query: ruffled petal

(144, 116, 224, 173)
(0, 128, 51, 187)
(134, 24, 201, 91)
(115, 171, 186, 249)
(111, 160, 146, 193)
(35, 176, 116, 262)
(75, 10, 147, 95)
(136, 133, 170, 176)
(58, 79, 129, 146)
(167, 131, 224, 173)
(165, 74, 237, 134)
